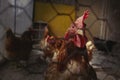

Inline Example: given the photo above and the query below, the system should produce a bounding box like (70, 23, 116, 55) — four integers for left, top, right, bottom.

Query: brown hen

(5, 28, 34, 61)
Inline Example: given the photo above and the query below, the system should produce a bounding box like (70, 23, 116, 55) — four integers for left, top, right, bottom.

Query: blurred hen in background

(5, 28, 34, 62)
(93, 37, 117, 53)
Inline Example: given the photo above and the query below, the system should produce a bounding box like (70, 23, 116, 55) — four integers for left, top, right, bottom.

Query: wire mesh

(0, 0, 120, 80)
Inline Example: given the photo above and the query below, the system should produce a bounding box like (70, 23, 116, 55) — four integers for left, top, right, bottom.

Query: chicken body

(94, 37, 117, 53)
(5, 28, 33, 61)
(43, 36, 97, 80)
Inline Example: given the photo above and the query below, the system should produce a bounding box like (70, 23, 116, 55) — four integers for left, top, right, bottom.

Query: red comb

(83, 10, 89, 20)
(75, 10, 89, 28)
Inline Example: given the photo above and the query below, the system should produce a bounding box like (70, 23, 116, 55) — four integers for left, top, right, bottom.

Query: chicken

(5, 28, 34, 61)
(40, 36, 67, 64)
(44, 36, 97, 80)
(93, 37, 117, 53)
